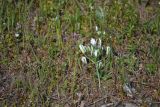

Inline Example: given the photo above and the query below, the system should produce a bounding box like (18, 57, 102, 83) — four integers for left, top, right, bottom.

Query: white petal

(79, 44, 86, 54)
(95, 26, 98, 31)
(81, 56, 87, 64)
(94, 50, 99, 57)
(15, 33, 19, 37)
(98, 38, 102, 48)
(106, 46, 110, 55)
(90, 38, 97, 46)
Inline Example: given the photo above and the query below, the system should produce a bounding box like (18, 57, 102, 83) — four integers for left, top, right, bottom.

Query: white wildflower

(81, 56, 87, 64)
(106, 46, 110, 55)
(94, 49, 99, 57)
(15, 33, 20, 38)
(79, 44, 86, 54)
(90, 38, 97, 46)
(95, 26, 98, 31)
(98, 38, 102, 48)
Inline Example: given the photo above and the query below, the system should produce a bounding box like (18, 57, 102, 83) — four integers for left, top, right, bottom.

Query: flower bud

(90, 38, 97, 46)
(79, 44, 86, 54)
(94, 49, 99, 57)
(81, 56, 87, 64)
(106, 46, 110, 55)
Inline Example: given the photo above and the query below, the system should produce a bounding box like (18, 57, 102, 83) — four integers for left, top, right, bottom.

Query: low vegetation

(0, 0, 160, 106)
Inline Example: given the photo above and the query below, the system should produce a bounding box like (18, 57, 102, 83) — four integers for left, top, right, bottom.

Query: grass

(0, 0, 160, 106)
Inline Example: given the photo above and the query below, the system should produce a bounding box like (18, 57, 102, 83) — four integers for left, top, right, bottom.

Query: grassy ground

(0, 0, 160, 106)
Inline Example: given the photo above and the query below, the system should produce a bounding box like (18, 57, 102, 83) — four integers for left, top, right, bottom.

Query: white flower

(98, 38, 102, 48)
(81, 56, 87, 64)
(94, 49, 99, 57)
(95, 26, 98, 31)
(79, 44, 86, 54)
(90, 38, 97, 46)
(15, 33, 19, 37)
(106, 46, 110, 55)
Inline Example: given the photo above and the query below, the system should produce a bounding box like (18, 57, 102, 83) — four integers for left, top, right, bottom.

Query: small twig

(87, 95, 109, 106)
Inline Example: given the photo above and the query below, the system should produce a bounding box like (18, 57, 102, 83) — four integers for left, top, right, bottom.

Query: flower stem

(96, 66, 101, 88)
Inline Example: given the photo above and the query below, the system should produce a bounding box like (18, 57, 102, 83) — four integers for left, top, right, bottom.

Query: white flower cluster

(79, 38, 111, 88)
(79, 38, 110, 65)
